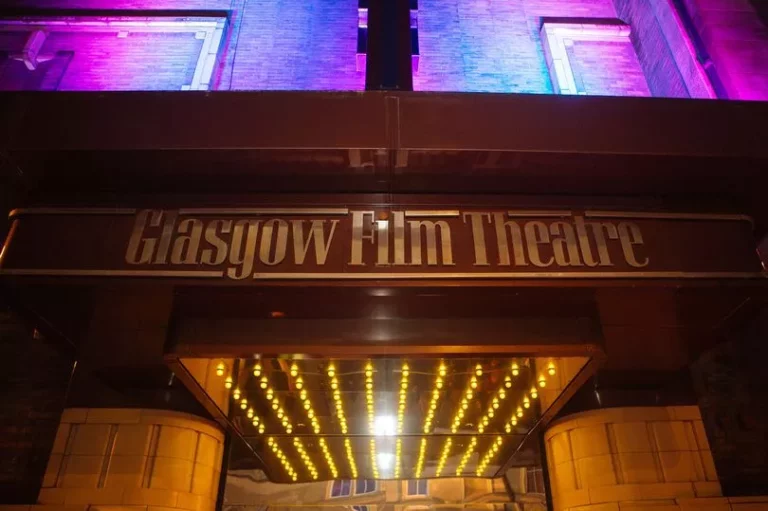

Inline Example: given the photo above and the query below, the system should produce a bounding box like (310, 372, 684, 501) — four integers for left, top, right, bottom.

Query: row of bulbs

(267, 437, 297, 481)
(413, 438, 428, 478)
(455, 436, 478, 476)
(365, 362, 376, 433)
(397, 363, 409, 434)
(369, 438, 379, 479)
(344, 438, 359, 479)
(293, 437, 319, 480)
(434, 438, 453, 477)
(327, 364, 349, 434)
(394, 438, 403, 478)
(476, 436, 505, 476)
(422, 363, 447, 433)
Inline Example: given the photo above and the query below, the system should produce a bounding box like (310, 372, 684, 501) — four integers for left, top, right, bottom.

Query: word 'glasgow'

(125, 210, 649, 279)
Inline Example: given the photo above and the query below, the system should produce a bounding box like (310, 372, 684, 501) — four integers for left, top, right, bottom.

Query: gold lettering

(259, 219, 288, 266)
(376, 219, 390, 266)
(349, 211, 375, 266)
(493, 213, 527, 266)
(292, 219, 339, 265)
(126, 209, 160, 264)
(589, 222, 619, 266)
(171, 218, 204, 265)
(463, 212, 491, 266)
(550, 221, 582, 266)
(618, 222, 649, 267)
(408, 220, 454, 266)
(153, 210, 177, 264)
(201, 220, 232, 265)
(573, 215, 599, 267)
(524, 221, 554, 267)
(227, 219, 260, 280)
(394, 211, 406, 265)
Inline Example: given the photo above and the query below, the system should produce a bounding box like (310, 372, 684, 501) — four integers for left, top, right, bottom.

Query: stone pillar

(544, 405, 723, 511)
(36, 408, 225, 511)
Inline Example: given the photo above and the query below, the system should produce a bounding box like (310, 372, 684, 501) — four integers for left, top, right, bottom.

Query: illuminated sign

(0, 208, 763, 280)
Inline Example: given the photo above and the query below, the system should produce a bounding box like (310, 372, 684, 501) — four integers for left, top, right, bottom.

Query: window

(352, 506, 369, 511)
(331, 479, 352, 497)
(355, 479, 377, 494)
(407, 479, 428, 496)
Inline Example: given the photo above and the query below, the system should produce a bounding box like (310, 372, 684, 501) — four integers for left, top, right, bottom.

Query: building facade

(1, 0, 768, 511)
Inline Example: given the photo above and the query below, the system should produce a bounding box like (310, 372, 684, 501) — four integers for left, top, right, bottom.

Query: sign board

(0, 208, 763, 281)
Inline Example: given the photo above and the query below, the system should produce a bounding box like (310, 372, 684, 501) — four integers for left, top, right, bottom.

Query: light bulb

(504, 376, 512, 389)
(466, 389, 473, 400)
(511, 362, 520, 376)
(247, 408, 254, 418)
(224, 376, 233, 389)
(290, 363, 298, 377)
(240, 399, 248, 410)
(295, 377, 303, 390)
(233, 388, 241, 400)
(304, 401, 311, 410)
(253, 363, 261, 377)
(475, 364, 483, 377)
(548, 362, 556, 376)
(300, 389, 308, 400)
(523, 397, 530, 408)
(470, 377, 478, 389)
(266, 389, 274, 400)
(517, 407, 523, 417)
(439, 364, 447, 377)
(327, 364, 335, 377)
(215, 362, 225, 377)
(260, 377, 268, 389)
(538, 375, 547, 388)
(505, 424, 512, 433)
(531, 386, 538, 399)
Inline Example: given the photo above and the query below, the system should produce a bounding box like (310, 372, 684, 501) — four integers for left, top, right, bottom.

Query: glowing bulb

(466, 389, 473, 400)
(505, 424, 512, 433)
(439, 364, 447, 377)
(260, 377, 268, 389)
(224, 376, 233, 389)
(277, 409, 284, 419)
(488, 410, 495, 418)
(436, 378, 444, 389)
(258, 425, 264, 434)
(470, 377, 478, 389)
(233, 388, 241, 400)
(517, 407, 523, 417)
(304, 401, 311, 410)
(266, 389, 274, 400)
(548, 362, 556, 376)
(215, 362, 225, 377)
(499, 389, 506, 399)
(300, 389, 307, 401)
(475, 364, 483, 377)
(531, 386, 538, 399)
(272, 402, 279, 410)
(253, 363, 261, 377)
(401, 381, 408, 390)
(492, 399, 500, 409)
(504, 376, 512, 389)
(290, 363, 298, 377)
(247, 408, 254, 418)
(462, 401, 468, 410)
(331, 378, 338, 390)
(511, 362, 520, 376)
(523, 397, 530, 408)
(538, 375, 547, 388)
(482, 417, 489, 426)
(295, 377, 303, 390)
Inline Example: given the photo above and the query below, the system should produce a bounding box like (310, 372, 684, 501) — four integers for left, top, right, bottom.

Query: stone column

(36, 408, 225, 511)
(544, 405, 724, 511)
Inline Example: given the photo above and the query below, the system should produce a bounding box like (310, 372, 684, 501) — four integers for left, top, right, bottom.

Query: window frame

(329, 479, 353, 498)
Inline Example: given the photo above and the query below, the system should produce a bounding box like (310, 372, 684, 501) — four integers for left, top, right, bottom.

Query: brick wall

(225, 0, 363, 91)
(569, 39, 651, 96)
(0, 307, 73, 504)
(683, 0, 768, 100)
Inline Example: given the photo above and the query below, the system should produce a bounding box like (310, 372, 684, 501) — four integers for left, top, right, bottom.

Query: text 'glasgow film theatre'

(1, 0, 768, 510)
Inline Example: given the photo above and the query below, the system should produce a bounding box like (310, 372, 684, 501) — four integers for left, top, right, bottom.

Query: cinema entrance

(0, 202, 764, 510)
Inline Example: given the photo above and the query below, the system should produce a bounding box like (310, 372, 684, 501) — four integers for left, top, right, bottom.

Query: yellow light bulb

(511, 417, 517, 426)
(272, 402, 279, 410)
(531, 386, 538, 399)
(304, 401, 311, 410)
(439, 364, 447, 377)
(224, 376, 233, 389)
(492, 400, 500, 409)
(233, 388, 241, 400)
(482, 417, 489, 426)
(290, 363, 298, 377)
(436, 379, 444, 389)
(247, 408, 254, 418)
(505, 424, 512, 433)
(499, 389, 506, 399)
(548, 362, 556, 376)
(215, 362, 226, 377)
(504, 376, 512, 389)
(475, 363, 483, 376)
(295, 377, 303, 390)
(366, 382, 373, 390)
(523, 397, 530, 408)
(253, 363, 261, 377)
(260, 377, 268, 389)
(511, 362, 520, 376)
(401, 381, 408, 390)
(286, 426, 292, 434)
(327, 364, 335, 377)
(538, 375, 547, 388)
(466, 389, 473, 399)
(488, 410, 495, 418)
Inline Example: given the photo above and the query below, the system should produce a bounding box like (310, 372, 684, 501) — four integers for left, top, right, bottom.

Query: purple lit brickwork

(0, 0, 767, 97)
(225, 0, 363, 91)
(684, 0, 768, 100)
